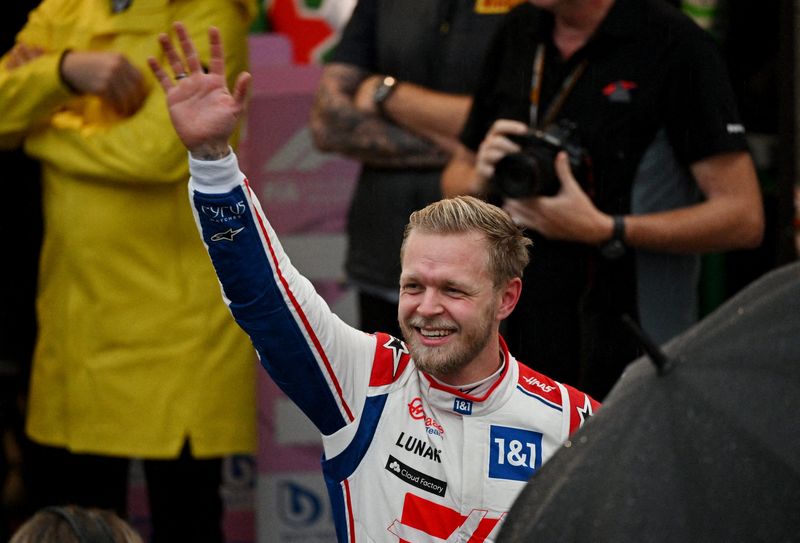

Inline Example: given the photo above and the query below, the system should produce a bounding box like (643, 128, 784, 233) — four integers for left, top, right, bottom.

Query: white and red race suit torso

(188, 152, 600, 543)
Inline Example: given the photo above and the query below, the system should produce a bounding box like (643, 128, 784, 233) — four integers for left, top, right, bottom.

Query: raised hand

(147, 22, 251, 159)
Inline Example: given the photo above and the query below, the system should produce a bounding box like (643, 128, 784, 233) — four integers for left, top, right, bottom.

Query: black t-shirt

(463, 0, 748, 211)
(460, 0, 749, 398)
(330, 0, 509, 292)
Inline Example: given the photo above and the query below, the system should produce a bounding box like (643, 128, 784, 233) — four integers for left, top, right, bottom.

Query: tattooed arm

(310, 62, 470, 169)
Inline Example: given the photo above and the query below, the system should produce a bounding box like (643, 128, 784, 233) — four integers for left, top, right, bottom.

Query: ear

(496, 277, 522, 321)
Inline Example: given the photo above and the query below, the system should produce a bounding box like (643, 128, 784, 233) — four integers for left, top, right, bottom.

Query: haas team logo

(388, 493, 504, 542)
(408, 398, 444, 438)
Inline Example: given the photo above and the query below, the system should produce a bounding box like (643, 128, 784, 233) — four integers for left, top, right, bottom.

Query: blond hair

(401, 196, 532, 287)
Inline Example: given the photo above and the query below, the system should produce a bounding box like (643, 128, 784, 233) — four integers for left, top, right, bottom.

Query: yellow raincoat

(0, 0, 257, 458)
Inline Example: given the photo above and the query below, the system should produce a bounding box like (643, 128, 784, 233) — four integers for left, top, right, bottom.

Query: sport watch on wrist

(599, 215, 627, 260)
(373, 75, 398, 115)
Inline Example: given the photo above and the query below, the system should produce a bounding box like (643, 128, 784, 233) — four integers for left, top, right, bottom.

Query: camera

(490, 120, 590, 198)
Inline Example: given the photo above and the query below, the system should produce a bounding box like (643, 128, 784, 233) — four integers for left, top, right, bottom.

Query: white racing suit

(188, 152, 600, 543)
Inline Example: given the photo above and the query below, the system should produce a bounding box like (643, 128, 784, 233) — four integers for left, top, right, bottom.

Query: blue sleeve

(191, 180, 359, 435)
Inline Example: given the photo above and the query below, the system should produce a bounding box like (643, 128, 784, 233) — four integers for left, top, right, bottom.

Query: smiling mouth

(418, 328, 455, 339)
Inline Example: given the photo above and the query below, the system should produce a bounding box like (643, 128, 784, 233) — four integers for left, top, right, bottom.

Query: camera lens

(494, 153, 544, 198)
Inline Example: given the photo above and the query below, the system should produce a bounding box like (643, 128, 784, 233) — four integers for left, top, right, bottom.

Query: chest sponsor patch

(474, 0, 525, 14)
(453, 397, 473, 415)
(395, 432, 442, 463)
(200, 201, 246, 224)
(488, 425, 543, 482)
(408, 397, 445, 438)
(385, 455, 447, 497)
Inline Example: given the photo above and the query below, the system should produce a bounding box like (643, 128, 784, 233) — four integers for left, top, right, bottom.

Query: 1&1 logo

(488, 425, 543, 482)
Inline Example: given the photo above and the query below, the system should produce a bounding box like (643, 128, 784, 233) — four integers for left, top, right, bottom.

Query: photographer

(442, 0, 764, 400)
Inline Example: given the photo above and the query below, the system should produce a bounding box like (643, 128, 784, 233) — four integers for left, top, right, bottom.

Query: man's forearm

(310, 63, 451, 168)
(312, 106, 451, 167)
(378, 81, 471, 141)
(625, 151, 764, 252)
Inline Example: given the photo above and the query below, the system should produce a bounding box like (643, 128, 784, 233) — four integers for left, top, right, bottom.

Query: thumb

(554, 151, 580, 192)
(232, 71, 252, 106)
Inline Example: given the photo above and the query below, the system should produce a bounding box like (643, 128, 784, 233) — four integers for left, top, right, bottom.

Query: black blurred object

(497, 261, 800, 543)
(0, 0, 42, 379)
(1, 1, 44, 540)
(490, 119, 590, 198)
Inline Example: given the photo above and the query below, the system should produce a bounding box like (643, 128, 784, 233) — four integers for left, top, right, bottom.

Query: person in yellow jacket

(0, 1, 257, 540)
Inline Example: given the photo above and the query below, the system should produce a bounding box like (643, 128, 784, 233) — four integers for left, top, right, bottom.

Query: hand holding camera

(490, 119, 591, 198)
(478, 118, 612, 245)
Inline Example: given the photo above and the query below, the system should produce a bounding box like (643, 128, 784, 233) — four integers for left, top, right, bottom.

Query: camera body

(490, 120, 590, 198)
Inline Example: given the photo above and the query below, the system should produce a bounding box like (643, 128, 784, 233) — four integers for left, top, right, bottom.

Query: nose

(416, 289, 444, 317)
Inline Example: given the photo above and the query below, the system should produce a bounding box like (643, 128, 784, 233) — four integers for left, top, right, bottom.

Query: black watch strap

(599, 215, 626, 260)
(373, 75, 398, 115)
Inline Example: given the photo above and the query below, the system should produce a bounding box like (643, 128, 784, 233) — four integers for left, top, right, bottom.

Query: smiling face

(398, 230, 520, 385)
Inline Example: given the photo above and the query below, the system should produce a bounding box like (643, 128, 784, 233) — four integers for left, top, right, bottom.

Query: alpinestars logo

(388, 493, 505, 542)
(210, 227, 245, 242)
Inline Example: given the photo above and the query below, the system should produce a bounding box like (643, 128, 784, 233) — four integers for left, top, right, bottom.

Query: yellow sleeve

(20, 0, 255, 184)
(0, 0, 76, 149)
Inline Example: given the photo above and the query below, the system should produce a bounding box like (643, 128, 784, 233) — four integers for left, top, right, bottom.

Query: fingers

(476, 125, 524, 181)
(207, 26, 225, 77)
(159, 30, 188, 80)
(231, 71, 252, 106)
(149, 22, 199, 89)
(5, 47, 24, 69)
(150, 23, 223, 84)
(96, 55, 146, 115)
(147, 55, 174, 92)
(174, 22, 203, 75)
(475, 141, 504, 181)
(502, 198, 539, 231)
(105, 66, 145, 115)
(553, 151, 578, 191)
(5, 44, 44, 69)
(488, 118, 529, 138)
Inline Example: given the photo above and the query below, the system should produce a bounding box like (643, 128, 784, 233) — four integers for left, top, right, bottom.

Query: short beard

(401, 303, 496, 379)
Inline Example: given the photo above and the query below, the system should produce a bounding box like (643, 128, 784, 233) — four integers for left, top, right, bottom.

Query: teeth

(420, 329, 451, 338)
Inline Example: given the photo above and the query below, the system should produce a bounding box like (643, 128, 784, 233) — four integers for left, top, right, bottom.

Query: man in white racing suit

(149, 23, 600, 543)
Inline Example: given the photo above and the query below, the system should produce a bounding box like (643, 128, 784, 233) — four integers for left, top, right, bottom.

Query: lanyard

(529, 44, 588, 128)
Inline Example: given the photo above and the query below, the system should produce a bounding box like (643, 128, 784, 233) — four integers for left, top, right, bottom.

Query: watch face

(374, 76, 397, 106)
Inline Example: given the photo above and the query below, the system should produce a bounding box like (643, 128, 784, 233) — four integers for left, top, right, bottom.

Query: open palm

(148, 22, 250, 158)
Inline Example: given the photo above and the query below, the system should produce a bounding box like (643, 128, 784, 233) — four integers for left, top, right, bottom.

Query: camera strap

(529, 44, 588, 128)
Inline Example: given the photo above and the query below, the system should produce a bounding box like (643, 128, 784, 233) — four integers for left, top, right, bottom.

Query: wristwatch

(599, 215, 627, 260)
(373, 75, 398, 115)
